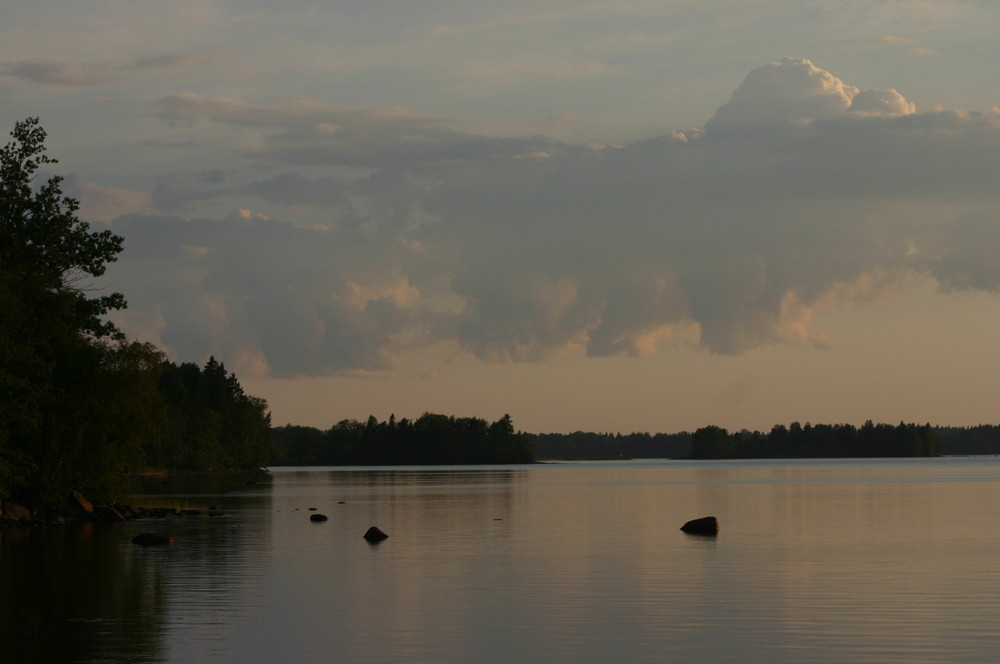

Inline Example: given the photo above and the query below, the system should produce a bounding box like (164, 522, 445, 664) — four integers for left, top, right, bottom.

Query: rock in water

(680, 516, 719, 535)
(310, 513, 328, 522)
(132, 533, 174, 546)
(363, 526, 389, 542)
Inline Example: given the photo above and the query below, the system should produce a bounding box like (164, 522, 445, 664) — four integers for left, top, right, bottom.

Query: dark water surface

(3, 458, 1000, 663)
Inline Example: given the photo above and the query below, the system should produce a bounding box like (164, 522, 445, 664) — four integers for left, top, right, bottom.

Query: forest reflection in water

(3, 459, 1000, 663)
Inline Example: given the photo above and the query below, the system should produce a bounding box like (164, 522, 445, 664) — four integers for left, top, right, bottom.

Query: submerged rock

(132, 532, 174, 546)
(363, 526, 388, 542)
(680, 516, 719, 536)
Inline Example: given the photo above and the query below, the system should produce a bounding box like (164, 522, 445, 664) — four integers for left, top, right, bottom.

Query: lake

(2, 457, 999, 663)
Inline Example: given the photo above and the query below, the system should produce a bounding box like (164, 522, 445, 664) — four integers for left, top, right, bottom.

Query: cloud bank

(103, 58, 1000, 377)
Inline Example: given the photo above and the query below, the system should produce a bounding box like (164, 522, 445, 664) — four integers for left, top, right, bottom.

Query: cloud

(704, 57, 915, 137)
(60, 174, 150, 223)
(0, 59, 106, 86)
(930, 209, 1000, 292)
(107, 211, 419, 377)
(79, 183, 150, 223)
(134, 53, 220, 69)
(848, 88, 916, 115)
(107, 58, 1000, 376)
(240, 172, 349, 208)
(0, 53, 226, 89)
(150, 94, 452, 133)
(148, 93, 557, 169)
(903, 47, 940, 56)
(879, 35, 919, 46)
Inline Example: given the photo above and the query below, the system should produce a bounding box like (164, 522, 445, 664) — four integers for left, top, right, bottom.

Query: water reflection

(4, 460, 1000, 663)
(1, 472, 273, 664)
(0, 524, 166, 664)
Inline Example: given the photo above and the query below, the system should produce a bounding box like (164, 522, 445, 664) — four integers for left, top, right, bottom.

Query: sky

(3, 0, 1000, 434)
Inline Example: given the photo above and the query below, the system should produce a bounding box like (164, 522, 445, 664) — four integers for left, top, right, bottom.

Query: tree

(1, 117, 125, 338)
(1, 118, 134, 504)
(691, 425, 733, 459)
(153, 357, 272, 471)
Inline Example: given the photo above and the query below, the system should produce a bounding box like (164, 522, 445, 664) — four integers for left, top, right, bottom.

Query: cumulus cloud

(108, 211, 420, 377)
(107, 58, 1000, 376)
(848, 88, 916, 115)
(705, 57, 917, 137)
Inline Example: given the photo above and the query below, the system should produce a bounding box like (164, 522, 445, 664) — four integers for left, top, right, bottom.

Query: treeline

(271, 413, 534, 466)
(2, 343, 271, 506)
(150, 357, 271, 471)
(1, 118, 270, 508)
(529, 421, 986, 460)
(935, 426, 1000, 455)
(690, 421, 939, 459)
(530, 431, 692, 460)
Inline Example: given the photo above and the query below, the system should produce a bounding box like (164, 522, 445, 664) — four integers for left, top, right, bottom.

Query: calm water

(3, 458, 1000, 663)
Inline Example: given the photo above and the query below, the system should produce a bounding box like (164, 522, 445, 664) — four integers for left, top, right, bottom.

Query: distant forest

(527, 423, 1000, 460)
(271, 413, 535, 466)
(269, 420, 1000, 466)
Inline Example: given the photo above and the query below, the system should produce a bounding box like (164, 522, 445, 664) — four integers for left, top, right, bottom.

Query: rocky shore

(0, 491, 201, 528)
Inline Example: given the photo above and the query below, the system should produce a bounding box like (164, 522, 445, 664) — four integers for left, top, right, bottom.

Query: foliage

(688, 421, 939, 459)
(271, 413, 535, 466)
(1, 118, 133, 503)
(0, 117, 125, 339)
(934, 425, 1000, 455)
(530, 430, 692, 460)
(1, 118, 270, 507)
(152, 357, 272, 471)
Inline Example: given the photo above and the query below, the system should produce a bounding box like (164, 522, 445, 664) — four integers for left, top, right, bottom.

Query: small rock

(310, 514, 328, 522)
(363, 526, 388, 542)
(680, 516, 719, 536)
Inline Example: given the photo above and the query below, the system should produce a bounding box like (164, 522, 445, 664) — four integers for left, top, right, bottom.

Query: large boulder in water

(680, 516, 719, 535)
(363, 526, 389, 542)
(310, 513, 328, 522)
